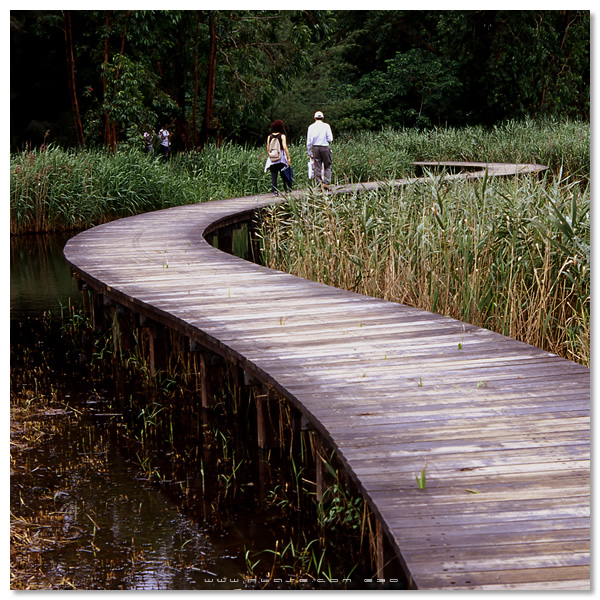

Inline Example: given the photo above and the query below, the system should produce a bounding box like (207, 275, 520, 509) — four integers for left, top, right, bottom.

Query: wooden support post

(217, 226, 233, 255)
(111, 304, 134, 355)
(75, 279, 95, 361)
(257, 449, 271, 502)
(199, 352, 211, 409)
(139, 316, 168, 377)
(376, 519, 385, 582)
(90, 290, 105, 331)
(229, 364, 251, 413)
(256, 386, 280, 450)
(313, 433, 340, 504)
(197, 347, 225, 409)
(287, 407, 312, 439)
(247, 221, 262, 265)
(315, 435, 326, 502)
(253, 383, 280, 501)
(256, 392, 267, 449)
(147, 324, 166, 376)
(77, 278, 90, 315)
(181, 336, 201, 392)
(168, 329, 186, 370)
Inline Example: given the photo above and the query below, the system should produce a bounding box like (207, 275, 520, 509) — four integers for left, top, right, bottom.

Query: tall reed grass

(9, 143, 267, 234)
(331, 118, 590, 183)
(258, 171, 590, 366)
(10, 119, 589, 234)
(10, 120, 589, 363)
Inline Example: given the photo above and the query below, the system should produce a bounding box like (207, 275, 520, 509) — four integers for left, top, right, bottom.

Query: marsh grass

(258, 170, 590, 366)
(11, 123, 590, 362)
(332, 118, 590, 183)
(9, 144, 267, 234)
(11, 119, 589, 234)
(71, 309, 379, 588)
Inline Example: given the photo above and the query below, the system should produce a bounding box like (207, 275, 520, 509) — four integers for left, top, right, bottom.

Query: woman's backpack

(268, 134, 281, 161)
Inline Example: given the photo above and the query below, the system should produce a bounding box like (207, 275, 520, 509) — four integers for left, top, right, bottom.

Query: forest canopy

(10, 10, 590, 151)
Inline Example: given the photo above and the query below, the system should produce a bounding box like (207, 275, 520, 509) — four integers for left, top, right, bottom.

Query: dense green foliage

(10, 118, 590, 367)
(332, 118, 590, 182)
(10, 119, 591, 366)
(259, 124, 589, 368)
(11, 10, 589, 149)
(10, 144, 264, 233)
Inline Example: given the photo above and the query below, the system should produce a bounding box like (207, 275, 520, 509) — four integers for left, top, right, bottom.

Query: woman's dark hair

(270, 119, 285, 133)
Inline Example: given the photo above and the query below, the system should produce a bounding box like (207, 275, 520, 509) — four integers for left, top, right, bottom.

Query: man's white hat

(314, 111, 324, 119)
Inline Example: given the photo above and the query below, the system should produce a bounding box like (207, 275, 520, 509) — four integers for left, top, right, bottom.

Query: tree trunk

(200, 12, 217, 147)
(62, 10, 85, 147)
(193, 11, 200, 146)
(102, 11, 116, 151)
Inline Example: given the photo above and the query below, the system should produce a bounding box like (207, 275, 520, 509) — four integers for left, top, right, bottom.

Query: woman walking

(264, 120, 292, 195)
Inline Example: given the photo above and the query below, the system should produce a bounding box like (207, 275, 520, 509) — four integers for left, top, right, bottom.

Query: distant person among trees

(264, 119, 292, 196)
(307, 111, 333, 189)
(158, 125, 171, 159)
(143, 131, 153, 153)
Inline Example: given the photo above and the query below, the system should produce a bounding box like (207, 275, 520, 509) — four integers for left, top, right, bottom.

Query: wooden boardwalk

(64, 163, 590, 590)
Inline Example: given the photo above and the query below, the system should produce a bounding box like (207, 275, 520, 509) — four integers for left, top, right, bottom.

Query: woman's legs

(270, 163, 284, 194)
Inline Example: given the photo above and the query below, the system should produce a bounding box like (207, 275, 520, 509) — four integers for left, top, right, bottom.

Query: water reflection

(10, 231, 383, 590)
(10, 232, 81, 319)
(11, 391, 247, 589)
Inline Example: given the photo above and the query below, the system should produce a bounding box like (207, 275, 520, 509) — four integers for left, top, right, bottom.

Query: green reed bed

(258, 171, 589, 366)
(10, 119, 589, 234)
(9, 144, 267, 234)
(331, 119, 590, 183)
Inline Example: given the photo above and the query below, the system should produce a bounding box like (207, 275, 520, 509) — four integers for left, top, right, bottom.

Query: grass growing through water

(258, 170, 589, 366)
(60, 304, 380, 588)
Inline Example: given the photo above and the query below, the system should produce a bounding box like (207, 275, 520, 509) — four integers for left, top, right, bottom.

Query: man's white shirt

(307, 120, 333, 152)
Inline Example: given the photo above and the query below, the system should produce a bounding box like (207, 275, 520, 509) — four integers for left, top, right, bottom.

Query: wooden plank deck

(63, 163, 590, 590)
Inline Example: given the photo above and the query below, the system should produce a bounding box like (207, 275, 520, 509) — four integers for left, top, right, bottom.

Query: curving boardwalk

(64, 163, 590, 590)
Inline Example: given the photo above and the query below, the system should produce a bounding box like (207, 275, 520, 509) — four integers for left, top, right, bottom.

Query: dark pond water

(10, 233, 380, 591)
(10, 233, 261, 589)
(10, 232, 82, 319)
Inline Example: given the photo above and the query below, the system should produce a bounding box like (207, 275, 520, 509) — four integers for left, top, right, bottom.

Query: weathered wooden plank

(368, 484, 590, 507)
(412, 564, 590, 590)
(396, 527, 590, 552)
(63, 164, 589, 590)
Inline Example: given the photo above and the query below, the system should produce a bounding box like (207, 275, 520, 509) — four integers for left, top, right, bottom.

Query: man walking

(158, 125, 171, 159)
(307, 111, 333, 189)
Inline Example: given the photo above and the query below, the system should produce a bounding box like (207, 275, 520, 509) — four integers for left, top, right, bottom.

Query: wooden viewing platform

(64, 163, 590, 590)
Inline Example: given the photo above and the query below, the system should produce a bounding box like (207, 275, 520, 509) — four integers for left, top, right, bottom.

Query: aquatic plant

(258, 170, 590, 366)
(415, 466, 427, 490)
(9, 144, 265, 234)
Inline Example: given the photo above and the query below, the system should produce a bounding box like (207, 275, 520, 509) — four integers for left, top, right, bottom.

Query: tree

(433, 10, 590, 124)
(202, 10, 325, 141)
(355, 48, 462, 129)
(10, 10, 590, 150)
(199, 11, 218, 147)
(62, 10, 85, 147)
